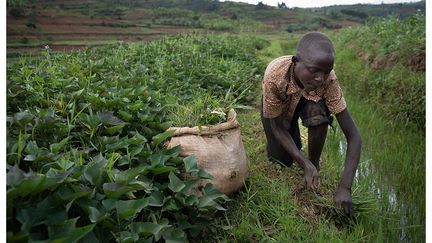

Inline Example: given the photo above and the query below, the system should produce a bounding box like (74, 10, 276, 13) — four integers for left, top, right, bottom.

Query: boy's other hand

(304, 164, 320, 191)
(335, 186, 353, 217)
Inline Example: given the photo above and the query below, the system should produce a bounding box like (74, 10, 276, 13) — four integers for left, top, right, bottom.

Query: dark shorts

(260, 96, 333, 166)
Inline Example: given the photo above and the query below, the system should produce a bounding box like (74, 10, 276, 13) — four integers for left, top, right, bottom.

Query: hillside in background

(7, 0, 425, 55)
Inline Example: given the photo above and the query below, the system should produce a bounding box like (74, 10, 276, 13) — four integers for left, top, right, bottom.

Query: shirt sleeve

(323, 73, 347, 115)
(262, 80, 284, 119)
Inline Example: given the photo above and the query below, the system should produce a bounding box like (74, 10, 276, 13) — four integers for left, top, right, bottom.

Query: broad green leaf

(50, 137, 70, 153)
(105, 140, 129, 152)
(149, 154, 171, 167)
(98, 111, 124, 126)
(14, 110, 34, 127)
(183, 155, 199, 173)
(118, 110, 134, 122)
(127, 132, 148, 145)
(129, 145, 144, 157)
(114, 231, 139, 243)
(168, 172, 185, 193)
(128, 219, 170, 241)
(49, 218, 94, 243)
(55, 185, 92, 203)
(83, 159, 107, 186)
(44, 169, 71, 189)
(88, 206, 106, 223)
(7, 173, 46, 198)
(24, 140, 40, 156)
(198, 168, 213, 180)
(151, 130, 175, 147)
(64, 224, 94, 243)
(114, 166, 148, 184)
(180, 179, 199, 195)
(148, 166, 177, 175)
(148, 191, 164, 207)
(198, 183, 229, 211)
(6, 164, 26, 187)
(115, 197, 149, 220)
(162, 227, 188, 243)
(106, 124, 125, 135)
(158, 121, 173, 131)
(162, 199, 180, 212)
(103, 182, 145, 199)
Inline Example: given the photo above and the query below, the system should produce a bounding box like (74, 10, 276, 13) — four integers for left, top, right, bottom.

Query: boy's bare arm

(268, 116, 320, 190)
(334, 109, 362, 216)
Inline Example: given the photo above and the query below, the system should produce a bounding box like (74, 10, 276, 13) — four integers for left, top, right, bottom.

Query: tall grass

(333, 14, 425, 129)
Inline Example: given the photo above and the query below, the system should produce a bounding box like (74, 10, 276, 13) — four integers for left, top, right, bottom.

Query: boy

(260, 32, 362, 216)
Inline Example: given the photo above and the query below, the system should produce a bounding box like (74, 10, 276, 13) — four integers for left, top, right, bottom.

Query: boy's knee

(300, 99, 333, 127)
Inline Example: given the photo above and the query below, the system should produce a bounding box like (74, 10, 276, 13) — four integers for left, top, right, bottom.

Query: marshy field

(6, 0, 425, 242)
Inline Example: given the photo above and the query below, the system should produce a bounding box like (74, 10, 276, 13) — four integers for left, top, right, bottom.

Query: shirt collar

(286, 60, 301, 95)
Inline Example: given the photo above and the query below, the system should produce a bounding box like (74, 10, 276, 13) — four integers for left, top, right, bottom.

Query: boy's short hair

(295, 32, 335, 62)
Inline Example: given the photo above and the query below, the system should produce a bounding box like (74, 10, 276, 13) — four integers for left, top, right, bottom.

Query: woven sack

(166, 109, 248, 195)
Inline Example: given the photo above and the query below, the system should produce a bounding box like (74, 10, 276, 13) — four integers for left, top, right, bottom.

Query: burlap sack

(166, 109, 248, 195)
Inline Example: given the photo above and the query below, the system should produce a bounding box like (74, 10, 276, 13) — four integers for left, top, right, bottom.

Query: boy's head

(293, 32, 335, 92)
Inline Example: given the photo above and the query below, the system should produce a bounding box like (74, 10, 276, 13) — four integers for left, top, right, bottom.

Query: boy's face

(294, 51, 334, 92)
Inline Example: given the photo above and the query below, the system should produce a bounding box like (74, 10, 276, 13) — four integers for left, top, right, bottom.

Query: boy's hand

(335, 186, 353, 217)
(304, 164, 320, 191)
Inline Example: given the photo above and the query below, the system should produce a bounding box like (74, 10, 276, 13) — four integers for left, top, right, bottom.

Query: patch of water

(337, 137, 415, 241)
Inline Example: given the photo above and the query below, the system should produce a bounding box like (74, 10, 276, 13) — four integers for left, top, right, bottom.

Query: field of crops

(6, 34, 267, 242)
(6, 11, 425, 242)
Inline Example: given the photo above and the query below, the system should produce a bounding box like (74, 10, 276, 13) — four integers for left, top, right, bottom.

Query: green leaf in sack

(115, 197, 149, 220)
(151, 130, 175, 147)
(168, 172, 186, 193)
(128, 218, 170, 241)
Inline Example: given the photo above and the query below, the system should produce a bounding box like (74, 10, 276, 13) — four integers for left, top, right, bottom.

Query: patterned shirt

(262, 55, 347, 120)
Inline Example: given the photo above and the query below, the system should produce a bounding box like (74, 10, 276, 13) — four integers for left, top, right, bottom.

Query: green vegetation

(7, 0, 425, 54)
(334, 14, 425, 129)
(6, 6, 425, 241)
(6, 34, 266, 242)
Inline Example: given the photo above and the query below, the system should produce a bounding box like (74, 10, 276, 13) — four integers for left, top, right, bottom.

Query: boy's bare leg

(308, 124, 328, 171)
